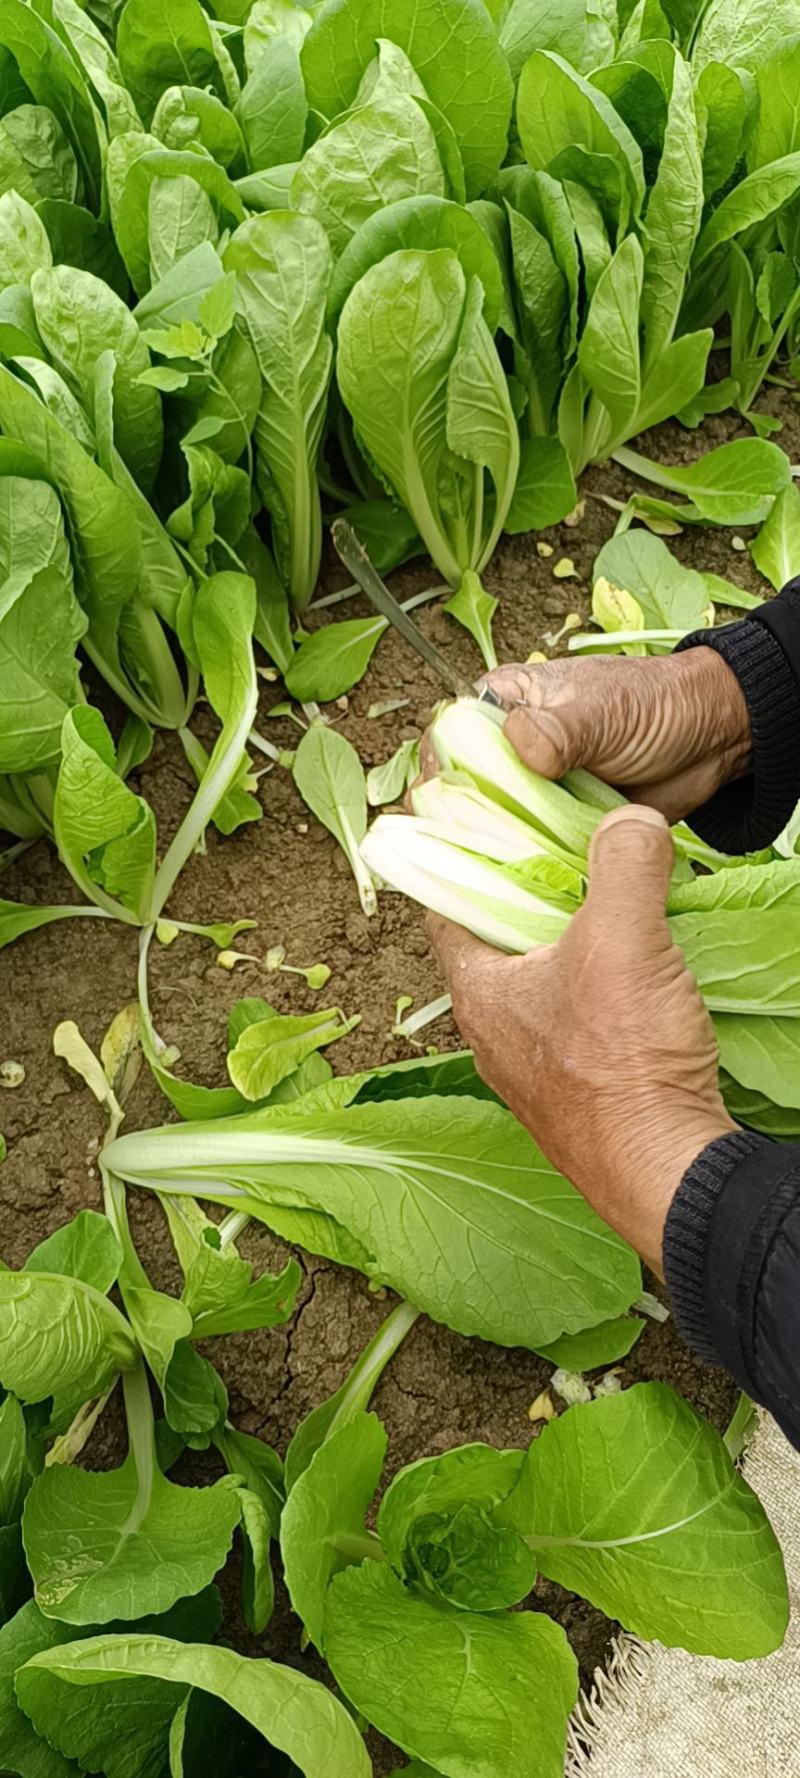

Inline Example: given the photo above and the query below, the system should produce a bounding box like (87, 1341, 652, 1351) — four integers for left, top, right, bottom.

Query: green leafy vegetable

(293, 725, 377, 916)
(17, 1632, 371, 1776)
(497, 1383, 788, 1656)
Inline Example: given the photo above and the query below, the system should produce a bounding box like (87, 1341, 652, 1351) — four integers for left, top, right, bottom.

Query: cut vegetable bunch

(362, 698, 800, 1126)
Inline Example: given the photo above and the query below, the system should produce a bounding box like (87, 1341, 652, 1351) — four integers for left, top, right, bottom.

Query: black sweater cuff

(663, 1130, 768, 1370)
(675, 578, 800, 853)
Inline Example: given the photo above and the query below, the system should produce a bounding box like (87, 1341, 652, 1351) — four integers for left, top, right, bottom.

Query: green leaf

(578, 234, 643, 442)
(443, 572, 498, 671)
(18, 1633, 372, 1776)
(292, 95, 446, 258)
(293, 725, 376, 916)
(702, 572, 762, 611)
(366, 738, 420, 807)
(751, 39, 800, 168)
(505, 434, 577, 533)
(338, 250, 516, 590)
(133, 240, 226, 330)
(281, 1410, 387, 1648)
(378, 1442, 523, 1574)
(24, 1210, 121, 1296)
(445, 277, 520, 561)
(184, 1245, 301, 1340)
(198, 272, 237, 341)
(106, 1094, 643, 1352)
(117, 0, 227, 123)
(22, 1386, 242, 1624)
(404, 1501, 537, 1611)
(0, 561, 85, 777)
(47, 0, 141, 138)
(505, 202, 568, 434)
(714, 1013, 800, 1111)
(324, 1563, 577, 1778)
(148, 173, 220, 287)
(149, 571, 258, 918)
(138, 364, 190, 392)
(693, 0, 800, 77)
(386, 1767, 438, 1778)
(0, 900, 105, 951)
(518, 51, 645, 213)
(697, 61, 751, 200)
(328, 193, 504, 333)
(160, 1340, 227, 1437)
(108, 136, 244, 298)
(0, 1393, 28, 1525)
(236, 32, 307, 172)
(640, 49, 704, 367)
(613, 438, 792, 524)
(227, 1009, 357, 1103)
(534, 1314, 646, 1368)
(285, 615, 388, 703)
(0, 0, 102, 209)
(593, 531, 710, 631)
(31, 265, 163, 493)
(751, 483, 800, 591)
(225, 211, 333, 613)
(500, 0, 587, 79)
(181, 414, 226, 447)
(300, 0, 513, 199)
(0, 374, 144, 714)
(0, 284, 44, 360)
(497, 1382, 789, 1657)
(239, 526, 294, 672)
(697, 151, 800, 264)
(0, 1590, 222, 1778)
(243, 0, 312, 74)
(213, 1425, 284, 1538)
(54, 706, 156, 922)
(238, 1486, 274, 1633)
(670, 908, 800, 1016)
(0, 1267, 137, 1410)
(0, 190, 51, 288)
(152, 85, 244, 173)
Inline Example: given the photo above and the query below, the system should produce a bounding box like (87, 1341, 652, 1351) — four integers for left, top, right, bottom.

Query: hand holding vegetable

(429, 806, 736, 1277)
(479, 648, 753, 823)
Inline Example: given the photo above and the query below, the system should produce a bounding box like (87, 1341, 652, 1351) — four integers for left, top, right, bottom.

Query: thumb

(479, 663, 606, 780)
(582, 805, 674, 957)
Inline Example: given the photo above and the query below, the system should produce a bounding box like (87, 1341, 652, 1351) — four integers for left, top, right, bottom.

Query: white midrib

(528, 1493, 724, 1551)
(117, 1129, 625, 1248)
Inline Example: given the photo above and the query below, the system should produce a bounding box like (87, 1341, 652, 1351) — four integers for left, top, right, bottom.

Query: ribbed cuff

(676, 608, 800, 853)
(663, 1129, 770, 1365)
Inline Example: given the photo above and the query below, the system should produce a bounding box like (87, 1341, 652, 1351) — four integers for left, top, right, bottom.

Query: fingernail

(599, 805, 668, 834)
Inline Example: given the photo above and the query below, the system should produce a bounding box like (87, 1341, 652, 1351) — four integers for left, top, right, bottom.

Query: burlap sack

(566, 1415, 800, 1778)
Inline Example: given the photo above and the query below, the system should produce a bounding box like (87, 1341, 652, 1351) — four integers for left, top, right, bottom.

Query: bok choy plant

(337, 247, 520, 668)
(275, 1388, 787, 1778)
(0, 572, 260, 950)
(362, 698, 800, 1133)
(105, 1060, 644, 1356)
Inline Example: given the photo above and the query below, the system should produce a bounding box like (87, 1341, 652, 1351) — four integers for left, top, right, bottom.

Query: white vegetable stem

(362, 816, 573, 953)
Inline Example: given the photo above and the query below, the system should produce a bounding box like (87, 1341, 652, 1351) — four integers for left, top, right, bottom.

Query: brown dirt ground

(3, 387, 798, 1775)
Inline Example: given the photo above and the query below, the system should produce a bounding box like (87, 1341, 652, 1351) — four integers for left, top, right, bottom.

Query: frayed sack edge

(566, 1635, 653, 1775)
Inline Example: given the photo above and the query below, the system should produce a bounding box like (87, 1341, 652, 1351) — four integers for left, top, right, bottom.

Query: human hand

(423, 649, 752, 825)
(428, 805, 737, 1277)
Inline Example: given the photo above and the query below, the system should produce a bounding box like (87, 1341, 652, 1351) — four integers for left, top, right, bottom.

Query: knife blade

(331, 518, 503, 707)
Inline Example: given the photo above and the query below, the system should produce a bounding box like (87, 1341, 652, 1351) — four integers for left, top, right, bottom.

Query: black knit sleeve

(663, 1131, 800, 1452)
(675, 578, 800, 854)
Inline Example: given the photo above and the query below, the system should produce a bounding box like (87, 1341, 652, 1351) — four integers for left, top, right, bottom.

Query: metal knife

(331, 519, 503, 708)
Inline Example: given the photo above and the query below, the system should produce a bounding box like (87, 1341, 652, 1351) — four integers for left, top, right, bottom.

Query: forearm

(664, 1132, 800, 1451)
(677, 579, 800, 853)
